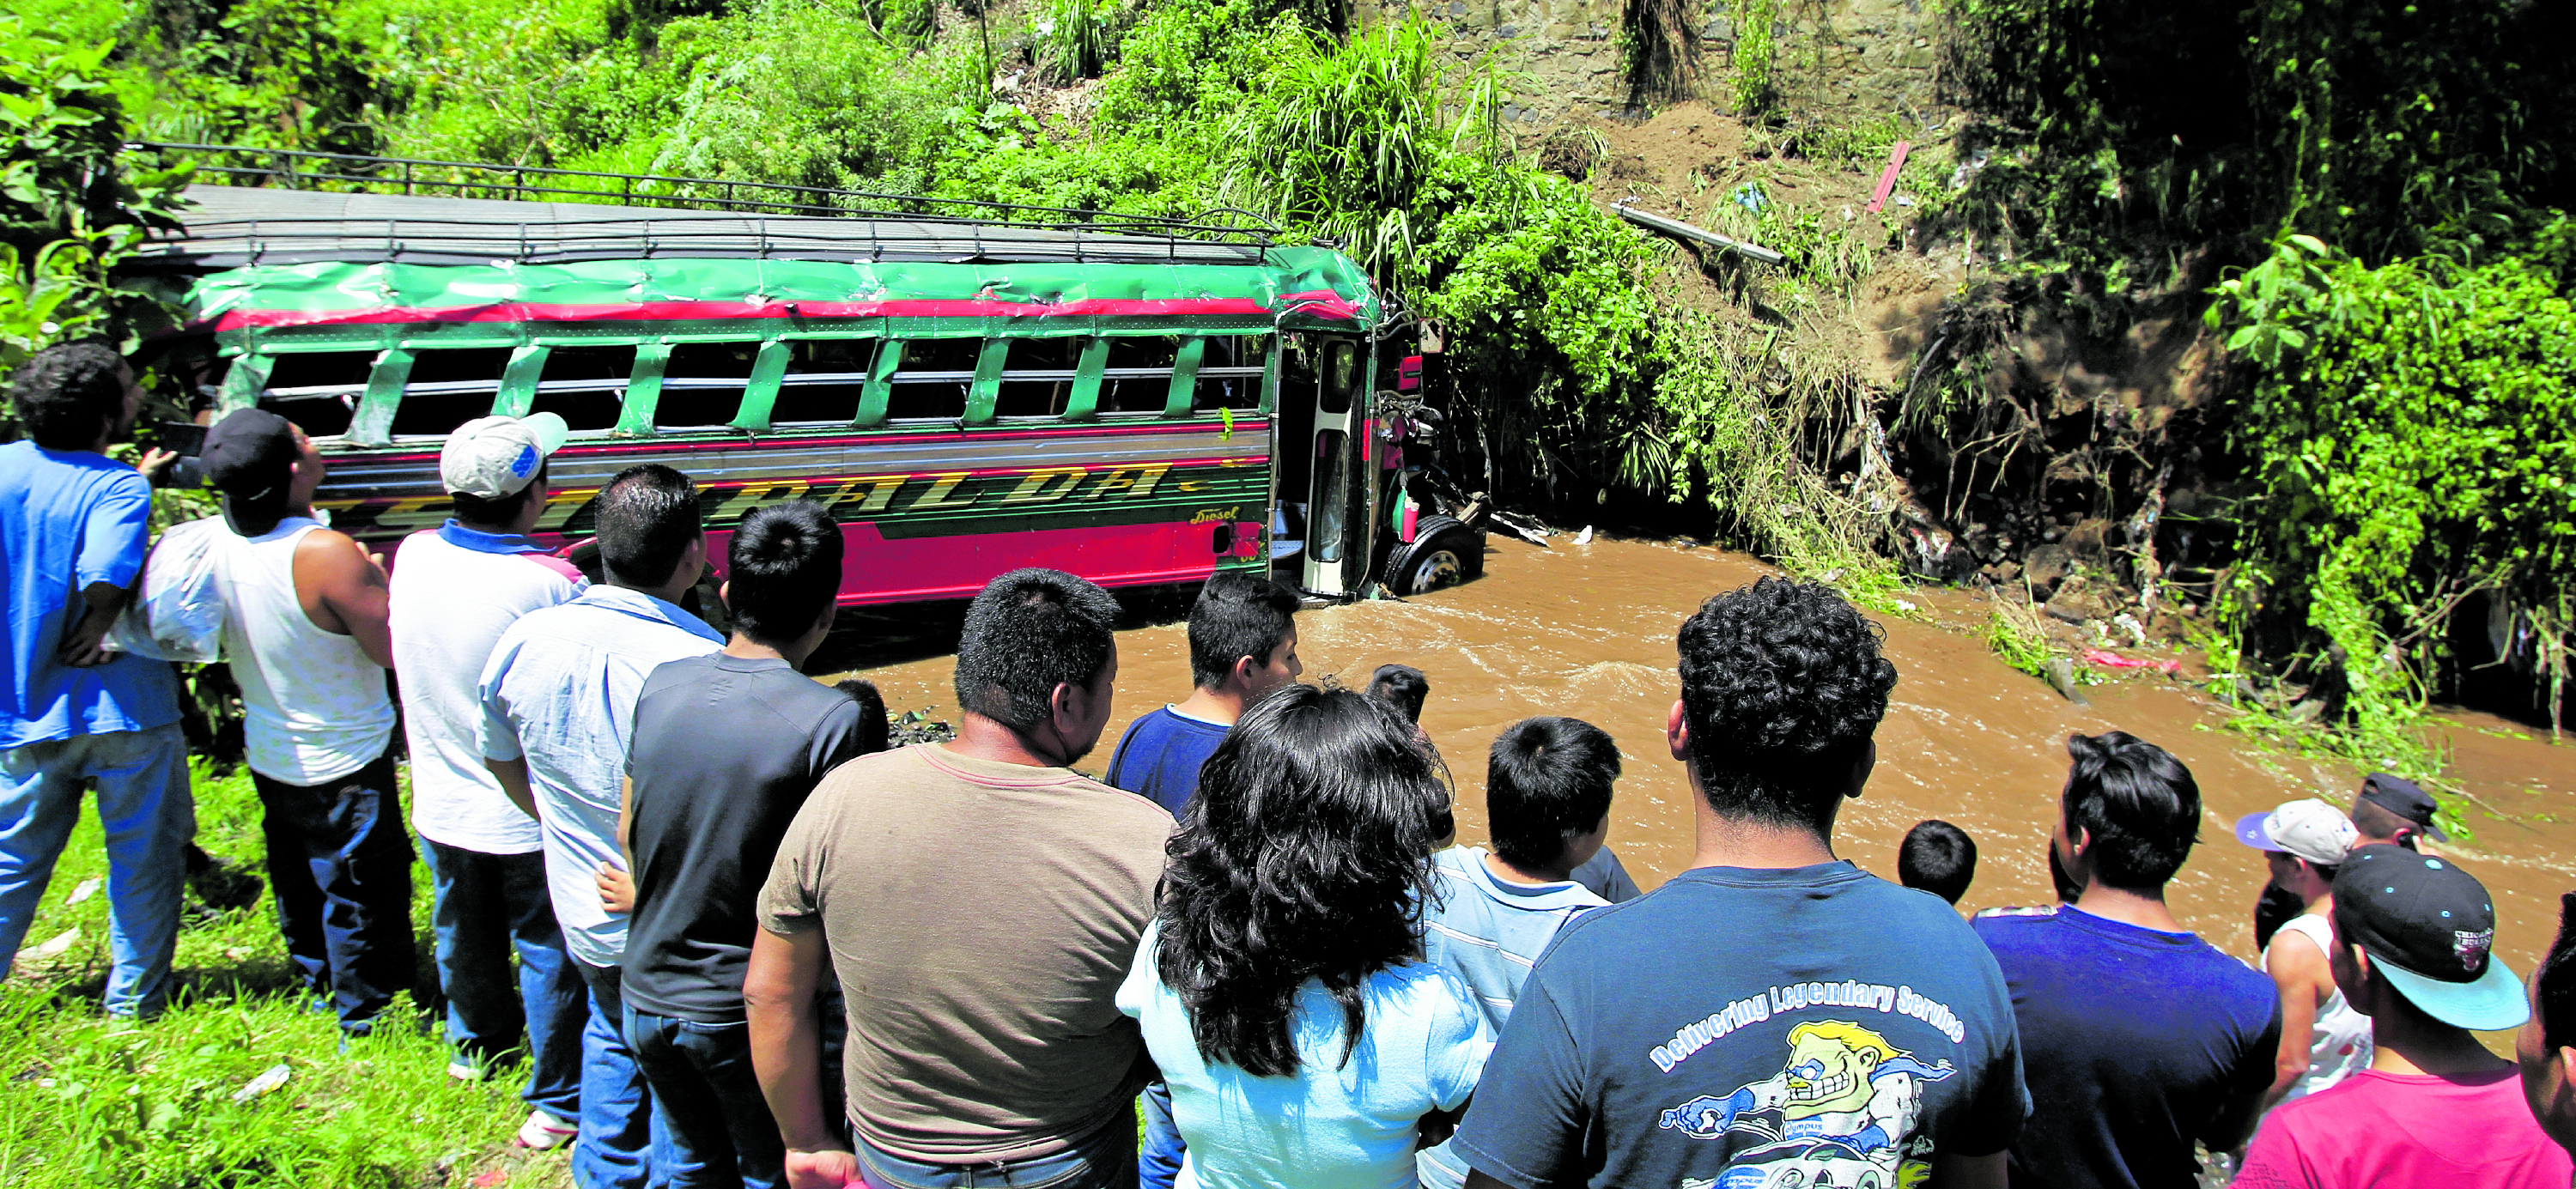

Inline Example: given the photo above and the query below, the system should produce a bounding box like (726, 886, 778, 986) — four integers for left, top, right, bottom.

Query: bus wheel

(1384, 515, 1484, 596)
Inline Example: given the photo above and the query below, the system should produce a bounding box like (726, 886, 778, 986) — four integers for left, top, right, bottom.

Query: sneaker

(514, 1110, 577, 1150)
(447, 1059, 483, 1083)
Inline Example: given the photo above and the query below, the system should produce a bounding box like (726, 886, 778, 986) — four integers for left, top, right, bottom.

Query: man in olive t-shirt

(749, 568, 1170, 1189)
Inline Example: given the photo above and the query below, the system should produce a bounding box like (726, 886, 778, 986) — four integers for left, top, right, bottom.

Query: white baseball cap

(440, 413, 568, 499)
(2234, 798, 2360, 866)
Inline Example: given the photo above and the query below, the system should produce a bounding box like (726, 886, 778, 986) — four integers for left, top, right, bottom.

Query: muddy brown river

(823, 535, 2572, 1031)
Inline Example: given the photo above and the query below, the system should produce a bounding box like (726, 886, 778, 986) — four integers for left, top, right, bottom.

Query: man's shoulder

(5, 444, 147, 501)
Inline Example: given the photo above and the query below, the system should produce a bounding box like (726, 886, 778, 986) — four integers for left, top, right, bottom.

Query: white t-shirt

(1118, 919, 1492, 1189)
(388, 524, 584, 854)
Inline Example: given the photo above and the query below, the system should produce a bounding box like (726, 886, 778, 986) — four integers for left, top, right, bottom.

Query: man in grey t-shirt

(750, 568, 1170, 1189)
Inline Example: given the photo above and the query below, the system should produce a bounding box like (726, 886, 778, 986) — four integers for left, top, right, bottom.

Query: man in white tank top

(200, 410, 410, 1039)
(2235, 798, 2372, 1109)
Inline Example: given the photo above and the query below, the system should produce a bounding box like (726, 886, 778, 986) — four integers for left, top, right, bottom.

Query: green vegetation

(0, 764, 538, 1188)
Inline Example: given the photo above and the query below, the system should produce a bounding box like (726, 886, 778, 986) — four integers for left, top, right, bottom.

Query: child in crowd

(1365, 664, 1640, 905)
(1103, 572, 1302, 816)
(831, 677, 892, 755)
(1418, 716, 1621, 1189)
(1899, 819, 1978, 906)
(2236, 798, 2371, 1109)
(1119, 684, 1489, 1189)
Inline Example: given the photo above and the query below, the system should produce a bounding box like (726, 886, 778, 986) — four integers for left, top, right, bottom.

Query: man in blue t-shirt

(1974, 731, 2281, 1189)
(1454, 578, 2029, 1189)
(1103, 569, 1300, 1189)
(0, 343, 189, 1019)
(1103, 571, 1301, 817)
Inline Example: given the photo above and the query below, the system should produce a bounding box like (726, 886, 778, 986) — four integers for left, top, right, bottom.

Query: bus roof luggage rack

(129, 143, 1279, 270)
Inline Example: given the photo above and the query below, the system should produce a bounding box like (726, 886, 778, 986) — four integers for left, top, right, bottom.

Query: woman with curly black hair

(1116, 682, 1490, 1189)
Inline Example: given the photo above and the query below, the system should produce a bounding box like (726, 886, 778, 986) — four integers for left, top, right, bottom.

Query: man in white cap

(387, 413, 590, 1149)
(2237, 798, 2372, 1109)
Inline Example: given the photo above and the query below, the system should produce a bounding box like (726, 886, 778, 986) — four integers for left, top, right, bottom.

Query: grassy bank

(0, 764, 559, 1188)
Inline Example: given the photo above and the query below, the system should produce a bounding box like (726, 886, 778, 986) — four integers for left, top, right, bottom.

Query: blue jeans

(0, 725, 191, 1017)
(856, 1110, 1137, 1189)
(626, 1008, 781, 1189)
(1138, 1082, 1183, 1189)
(575, 959, 663, 1189)
(422, 838, 585, 1122)
(251, 751, 416, 1034)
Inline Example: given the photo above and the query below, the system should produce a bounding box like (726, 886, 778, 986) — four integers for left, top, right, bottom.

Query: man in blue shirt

(1975, 731, 2281, 1189)
(482, 464, 723, 1189)
(1454, 578, 2028, 1189)
(1102, 570, 1299, 1189)
(0, 343, 190, 1019)
(1103, 571, 1301, 817)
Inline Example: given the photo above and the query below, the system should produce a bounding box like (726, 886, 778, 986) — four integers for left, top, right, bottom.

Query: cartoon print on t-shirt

(1659, 1020, 1953, 1189)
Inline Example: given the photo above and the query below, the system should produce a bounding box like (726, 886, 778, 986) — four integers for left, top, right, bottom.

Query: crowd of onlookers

(7, 337, 2576, 1189)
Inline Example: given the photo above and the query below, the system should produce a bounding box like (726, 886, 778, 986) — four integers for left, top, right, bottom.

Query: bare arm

(597, 776, 636, 915)
(2263, 933, 2326, 1103)
(1929, 1150, 2007, 1189)
(295, 529, 394, 670)
(485, 757, 540, 821)
(747, 927, 857, 1188)
(58, 581, 131, 668)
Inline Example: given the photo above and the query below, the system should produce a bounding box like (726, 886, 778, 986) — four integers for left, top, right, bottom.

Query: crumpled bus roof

(143, 186, 1381, 338)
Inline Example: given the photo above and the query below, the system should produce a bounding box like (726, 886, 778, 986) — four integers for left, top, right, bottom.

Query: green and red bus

(131, 147, 1487, 604)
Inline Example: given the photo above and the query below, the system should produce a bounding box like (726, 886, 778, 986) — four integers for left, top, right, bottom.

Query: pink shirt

(2237, 1067, 2573, 1189)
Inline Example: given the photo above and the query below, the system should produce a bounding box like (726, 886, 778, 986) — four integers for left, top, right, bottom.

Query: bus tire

(1383, 516, 1484, 596)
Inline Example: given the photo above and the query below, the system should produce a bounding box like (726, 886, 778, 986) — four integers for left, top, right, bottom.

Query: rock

(2045, 585, 2108, 624)
(2286, 698, 2327, 724)
(2045, 657, 2091, 706)
(2023, 544, 2075, 593)
(2062, 518, 2113, 562)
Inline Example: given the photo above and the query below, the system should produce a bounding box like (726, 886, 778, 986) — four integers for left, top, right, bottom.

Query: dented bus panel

(137, 182, 1406, 604)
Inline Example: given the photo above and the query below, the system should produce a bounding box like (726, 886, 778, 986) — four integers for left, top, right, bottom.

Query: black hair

(2047, 840, 2083, 904)
(450, 462, 546, 527)
(1157, 683, 1448, 1077)
(1365, 664, 1430, 724)
(2059, 731, 2201, 891)
(953, 567, 1120, 732)
(12, 341, 128, 450)
(1899, 820, 1978, 905)
(2537, 892, 2576, 1052)
(832, 678, 893, 756)
(1487, 717, 1619, 871)
(2350, 798, 2420, 849)
(1188, 572, 1298, 689)
(1676, 577, 1897, 830)
(724, 500, 843, 645)
(593, 464, 702, 589)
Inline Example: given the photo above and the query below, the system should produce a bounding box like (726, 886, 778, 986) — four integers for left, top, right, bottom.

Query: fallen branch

(1612, 203, 1788, 265)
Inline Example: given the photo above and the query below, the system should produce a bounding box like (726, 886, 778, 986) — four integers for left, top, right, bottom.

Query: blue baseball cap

(2332, 844, 2526, 1030)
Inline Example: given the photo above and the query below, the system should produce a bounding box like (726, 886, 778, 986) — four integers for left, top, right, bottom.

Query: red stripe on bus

(212, 294, 1361, 331)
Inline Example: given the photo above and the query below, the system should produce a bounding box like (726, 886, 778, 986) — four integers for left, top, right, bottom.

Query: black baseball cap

(2331, 843, 2524, 1029)
(201, 409, 299, 534)
(2360, 773, 2450, 841)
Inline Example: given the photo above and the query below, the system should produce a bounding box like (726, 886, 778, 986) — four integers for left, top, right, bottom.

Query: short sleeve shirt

(1974, 906, 2282, 1189)
(758, 744, 1174, 1164)
(0, 441, 180, 747)
(2237, 1068, 2573, 1188)
(1451, 863, 2030, 1189)
(1104, 705, 1231, 816)
(622, 652, 868, 1022)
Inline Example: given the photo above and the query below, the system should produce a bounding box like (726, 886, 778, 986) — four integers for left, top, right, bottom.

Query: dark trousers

(629, 1007, 785, 1189)
(252, 750, 416, 1034)
(422, 838, 586, 1122)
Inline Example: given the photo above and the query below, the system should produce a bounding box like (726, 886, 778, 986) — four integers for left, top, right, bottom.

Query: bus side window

(1194, 335, 1267, 413)
(656, 342, 756, 431)
(1319, 339, 1360, 416)
(885, 337, 980, 422)
(1100, 337, 1180, 414)
(389, 347, 513, 438)
(258, 350, 377, 439)
(531, 344, 635, 432)
(994, 337, 1084, 419)
(772, 339, 875, 426)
